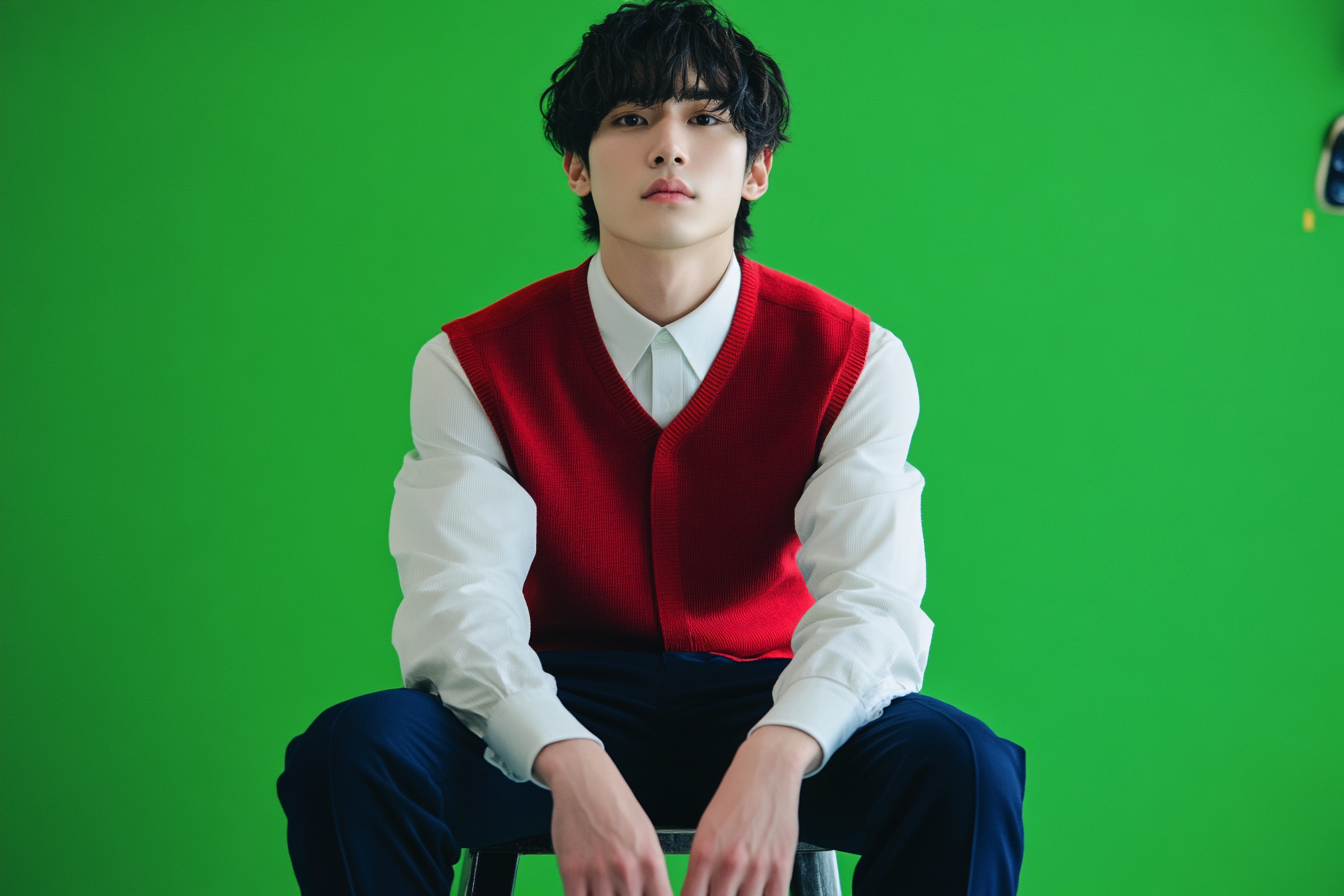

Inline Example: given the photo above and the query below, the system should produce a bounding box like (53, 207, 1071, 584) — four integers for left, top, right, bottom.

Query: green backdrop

(1, 1, 1340, 894)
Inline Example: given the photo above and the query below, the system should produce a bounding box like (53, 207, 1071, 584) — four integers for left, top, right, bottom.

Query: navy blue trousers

(278, 652, 1024, 895)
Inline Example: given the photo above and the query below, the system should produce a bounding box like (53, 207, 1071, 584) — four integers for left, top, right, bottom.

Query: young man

(278, 2, 1025, 894)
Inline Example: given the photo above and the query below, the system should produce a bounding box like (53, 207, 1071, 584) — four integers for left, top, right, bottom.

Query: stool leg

(457, 850, 518, 896)
(791, 850, 842, 896)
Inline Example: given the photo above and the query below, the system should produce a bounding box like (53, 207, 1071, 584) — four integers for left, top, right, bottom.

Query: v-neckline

(568, 256, 760, 453)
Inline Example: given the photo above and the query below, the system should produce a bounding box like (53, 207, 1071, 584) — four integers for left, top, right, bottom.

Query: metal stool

(458, 829, 843, 896)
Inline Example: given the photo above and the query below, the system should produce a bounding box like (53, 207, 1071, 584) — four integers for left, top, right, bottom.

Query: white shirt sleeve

(389, 331, 600, 786)
(749, 322, 934, 772)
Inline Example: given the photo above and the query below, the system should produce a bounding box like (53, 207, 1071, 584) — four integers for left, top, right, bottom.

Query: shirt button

(655, 330, 671, 344)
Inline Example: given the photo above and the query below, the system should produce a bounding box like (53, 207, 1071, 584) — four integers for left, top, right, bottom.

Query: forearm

(534, 740, 674, 896)
(765, 324, 933, 769)
(391, 335, 600, 783)
(756, 557, 932, 766)
(681, 723, 820, 896)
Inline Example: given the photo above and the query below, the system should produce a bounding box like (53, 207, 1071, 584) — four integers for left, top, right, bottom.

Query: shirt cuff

(748, 677, 871, 776)
(481, 688, 603, 787)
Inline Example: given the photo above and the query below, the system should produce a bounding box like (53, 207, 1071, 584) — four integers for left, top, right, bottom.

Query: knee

(324, 688, 449, 772)
(900, 707, 980, 786)
(888, 700, 1025, 803)
(278, 697, 364, 811)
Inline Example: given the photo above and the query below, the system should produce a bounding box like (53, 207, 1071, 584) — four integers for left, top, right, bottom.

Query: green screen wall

(1, 1, 1340, 894)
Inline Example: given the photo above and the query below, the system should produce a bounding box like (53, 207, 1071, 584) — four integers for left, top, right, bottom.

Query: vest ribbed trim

(443, 317, 519, 475)
(657, 255, 759, 451)
(567, 258, 662, 445)
(652, 255, 759, 650)
(816, 305, 871, 454)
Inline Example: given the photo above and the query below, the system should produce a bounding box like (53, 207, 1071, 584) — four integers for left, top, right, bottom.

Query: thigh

(541, 651, 684, 822)
(657, 654, 789, 823)
(540, 651, 787, 827)
(797, 694, 1025, 856)
(290, 688, 554, 848)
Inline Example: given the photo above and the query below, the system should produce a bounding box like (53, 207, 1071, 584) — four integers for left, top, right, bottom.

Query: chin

(609, 221, 732, 252)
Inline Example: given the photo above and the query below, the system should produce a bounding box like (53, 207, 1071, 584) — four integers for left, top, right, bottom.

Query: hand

(533, 739, 674, 896)
(682, 725, 823, 896)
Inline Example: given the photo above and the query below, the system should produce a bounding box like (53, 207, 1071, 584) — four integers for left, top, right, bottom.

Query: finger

(681, 849, 711, 896)
(604, 855, 641, 896)
(643, 862, 675, 896)
(756, 854, 798, 896)
(736, 862, 773, 896)
(587, 873, 615, 896)
(555, 865, 586, 896)
(641, 852, 674, 896)
(558, 873, 587, 896)
(707, 849, 749, 896)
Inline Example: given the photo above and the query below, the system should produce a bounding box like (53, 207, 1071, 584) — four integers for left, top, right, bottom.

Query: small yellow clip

(1303, 208, 1316, 232)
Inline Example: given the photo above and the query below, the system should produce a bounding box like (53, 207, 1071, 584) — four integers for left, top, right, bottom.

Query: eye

(691, 113, 721, 126)
(613, 113, 647, 126)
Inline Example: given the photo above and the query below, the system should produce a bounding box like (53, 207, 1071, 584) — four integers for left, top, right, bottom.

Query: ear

(563, 150, 592, 197)
(741, 146, 773, 201)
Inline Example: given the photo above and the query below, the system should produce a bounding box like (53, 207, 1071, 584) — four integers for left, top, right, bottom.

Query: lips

(642, 177, 694, 200)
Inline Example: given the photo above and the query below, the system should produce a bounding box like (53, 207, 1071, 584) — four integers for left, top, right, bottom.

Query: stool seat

(458, 829, 843, 895)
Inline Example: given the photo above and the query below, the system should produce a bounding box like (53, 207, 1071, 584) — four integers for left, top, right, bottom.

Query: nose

(649, 118, 687, 168)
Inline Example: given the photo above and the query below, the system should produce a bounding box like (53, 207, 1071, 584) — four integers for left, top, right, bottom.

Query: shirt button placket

(652, 329, 679, 427)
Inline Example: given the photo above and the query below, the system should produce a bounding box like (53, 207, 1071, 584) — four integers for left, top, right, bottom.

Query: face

(564, 96, 772, 251)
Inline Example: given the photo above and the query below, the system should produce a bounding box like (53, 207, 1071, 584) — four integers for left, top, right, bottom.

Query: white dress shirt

(390, 252, 933, 785)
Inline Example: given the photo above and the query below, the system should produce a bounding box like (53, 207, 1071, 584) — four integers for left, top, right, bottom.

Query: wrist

(744, 724, 823, 777)
(532, 737, 607, 789)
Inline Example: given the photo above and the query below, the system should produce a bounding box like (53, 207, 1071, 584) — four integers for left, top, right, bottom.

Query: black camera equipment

(1315, 113, 1344, 214)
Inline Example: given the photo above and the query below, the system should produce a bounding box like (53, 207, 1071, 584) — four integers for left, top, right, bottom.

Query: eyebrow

(612, 91, 728, 112)
(676, 88, 722, 103)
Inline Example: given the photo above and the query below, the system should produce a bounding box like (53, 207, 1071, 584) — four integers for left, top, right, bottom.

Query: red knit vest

(443, 256, 869, 659)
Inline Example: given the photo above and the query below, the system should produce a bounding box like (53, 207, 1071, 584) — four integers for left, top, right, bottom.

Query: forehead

(602, 58, 737, 108)
(609, 94, 723, 110)
(607, 86, 730, 113)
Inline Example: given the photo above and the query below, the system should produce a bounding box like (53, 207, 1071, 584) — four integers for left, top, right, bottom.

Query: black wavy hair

(540, 0, 790, 253)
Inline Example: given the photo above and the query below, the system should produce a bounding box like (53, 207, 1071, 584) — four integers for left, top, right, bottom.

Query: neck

(597, 230, 735, 326)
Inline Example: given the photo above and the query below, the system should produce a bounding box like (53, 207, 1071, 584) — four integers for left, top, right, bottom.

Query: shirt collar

(588, 251, 741, 382)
